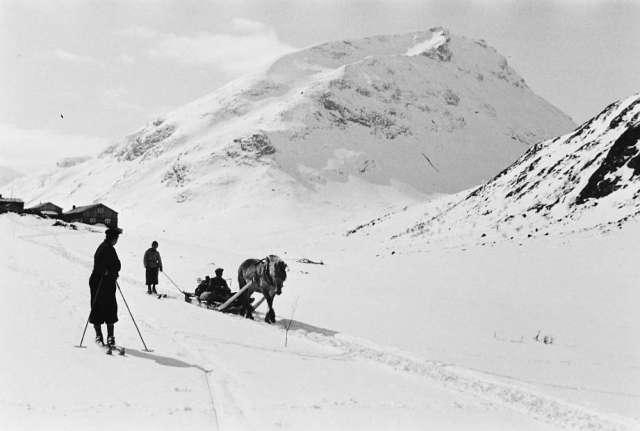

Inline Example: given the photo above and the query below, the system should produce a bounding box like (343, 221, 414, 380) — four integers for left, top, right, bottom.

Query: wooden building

(0, 194, 24, 214)
(25, 202, 63, 218)
(63, 203, 118, 227)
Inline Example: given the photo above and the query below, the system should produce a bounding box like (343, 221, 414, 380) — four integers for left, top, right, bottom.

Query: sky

(1, 0, 639, 171)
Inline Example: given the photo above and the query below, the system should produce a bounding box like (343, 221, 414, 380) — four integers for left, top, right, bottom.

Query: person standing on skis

(89, 226, 122, 346)
(143, 240, 163, 294)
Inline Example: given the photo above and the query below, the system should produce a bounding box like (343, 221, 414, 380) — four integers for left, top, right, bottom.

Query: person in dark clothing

(89, 227, 122, 346)
(143, 241, 163, 294)
(211, 268, 231, 296)
(200, 268, 232, 303)
(195, 276, 211, 297)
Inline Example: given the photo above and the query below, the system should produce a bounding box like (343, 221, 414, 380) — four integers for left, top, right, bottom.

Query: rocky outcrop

(400, 93, 640, 239)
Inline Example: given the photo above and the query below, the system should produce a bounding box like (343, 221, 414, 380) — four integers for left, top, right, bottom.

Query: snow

(405, 30, 448, 56)
(1, 201, 639, 430)
(2, 30, 638, 431)
(8, 28, 574, 217)
(385, 92, 640, 247)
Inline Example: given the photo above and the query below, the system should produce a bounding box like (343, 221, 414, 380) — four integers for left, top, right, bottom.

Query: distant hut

(0, 194, 24, 214)
(63, 203, 118, 227)
(25, 202, 63, 218)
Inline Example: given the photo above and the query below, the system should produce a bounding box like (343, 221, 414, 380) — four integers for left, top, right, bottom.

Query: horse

(237, 255, 287, 323)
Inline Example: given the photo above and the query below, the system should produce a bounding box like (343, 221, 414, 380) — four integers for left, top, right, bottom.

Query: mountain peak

(12, 29, 574, 223)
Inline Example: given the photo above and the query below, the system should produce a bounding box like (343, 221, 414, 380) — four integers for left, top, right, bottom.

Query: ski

(96, 340, 125, 356)
(105, 344, 126, 356)
(157, 293, 168, 299)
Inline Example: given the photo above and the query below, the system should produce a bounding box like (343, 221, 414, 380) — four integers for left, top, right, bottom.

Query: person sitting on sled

(195, 276, 211, 297)
(211, 268, 231, 297)
(199, 268, 231, 304)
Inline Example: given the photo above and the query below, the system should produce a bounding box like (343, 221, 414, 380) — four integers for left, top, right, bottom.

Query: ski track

(141, 317, 254, 431)
(10, 217, 639, 431)
(151, 329, 222, 430)
(149, 312, 637, 431)
(7, 218, 224, 430)
(299, 332, 635, 431)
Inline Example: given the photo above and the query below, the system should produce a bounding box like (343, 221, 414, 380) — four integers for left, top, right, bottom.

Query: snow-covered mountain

(9, 28, 573, 231)
(391, 93, 640, 243)
(4, 30, 639, 431)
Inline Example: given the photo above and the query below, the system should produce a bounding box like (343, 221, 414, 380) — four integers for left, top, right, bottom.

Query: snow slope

(349, 93, 640, 247)
(1, 92, 638, 427)
(3, 29, 636, 431)
(2, 213, 638, 430)
(316, 94, 640, 425)
(8, 28, 573, 231)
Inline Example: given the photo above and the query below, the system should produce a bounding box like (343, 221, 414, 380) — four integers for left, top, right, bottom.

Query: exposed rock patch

(113, 124, 176, 161)
(161, 161, 190, 187)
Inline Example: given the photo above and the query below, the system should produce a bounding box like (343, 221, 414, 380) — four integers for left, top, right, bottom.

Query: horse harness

(260, 256, 275, 287)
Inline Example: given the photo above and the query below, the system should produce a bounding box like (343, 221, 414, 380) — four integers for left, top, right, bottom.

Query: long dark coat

(89, 240, 121, 324)
(143, 248, 162, 285)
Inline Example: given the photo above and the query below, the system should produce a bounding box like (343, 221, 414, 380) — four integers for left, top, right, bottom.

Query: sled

(183, 281, 255, 315)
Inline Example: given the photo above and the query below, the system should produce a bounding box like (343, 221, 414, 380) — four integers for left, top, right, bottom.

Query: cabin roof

(64, 203, 117, 215)
(0, 197, 23, 203)
(27, 202, 62, 211)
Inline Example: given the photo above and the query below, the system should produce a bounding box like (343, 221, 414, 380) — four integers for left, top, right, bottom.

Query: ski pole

(116, 281, 150, 352)
(162, 271, 185, 294)
(78, 276, 104, 347)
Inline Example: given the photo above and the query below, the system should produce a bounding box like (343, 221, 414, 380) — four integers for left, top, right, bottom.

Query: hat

(105, 227, 123, 236)
(215, 268, 224, 275)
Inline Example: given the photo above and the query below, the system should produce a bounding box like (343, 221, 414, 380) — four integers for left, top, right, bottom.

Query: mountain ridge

(379, 92, 640, 246)
(8, 28, 574, 232)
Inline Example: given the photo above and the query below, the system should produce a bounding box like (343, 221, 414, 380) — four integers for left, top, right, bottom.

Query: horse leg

(240, 292, 253, 319)
(265, 294, 275, 324)
(242, 292, 254, 320)
(237, 277, 253, 320)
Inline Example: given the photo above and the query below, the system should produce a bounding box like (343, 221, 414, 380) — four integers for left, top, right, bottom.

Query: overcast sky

(1, 0, 639, 171)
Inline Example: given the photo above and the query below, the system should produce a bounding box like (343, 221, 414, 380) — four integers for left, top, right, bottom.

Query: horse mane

(265, 255, 287, 280)
(274, 260, 287, 281)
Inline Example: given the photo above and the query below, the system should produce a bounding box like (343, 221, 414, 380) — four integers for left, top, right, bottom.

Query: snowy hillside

(2, 213, 638, 430)
(354, 93, 640, 246)
(8, 28, 573, 231)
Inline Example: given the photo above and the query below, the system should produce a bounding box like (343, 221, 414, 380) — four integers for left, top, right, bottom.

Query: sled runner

(183, 281, 256, 315)
(184, 255, 286, 324)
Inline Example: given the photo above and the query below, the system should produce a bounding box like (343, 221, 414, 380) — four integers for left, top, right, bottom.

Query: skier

(89, 226, 122, 346)
(143, 240, 163, 294)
